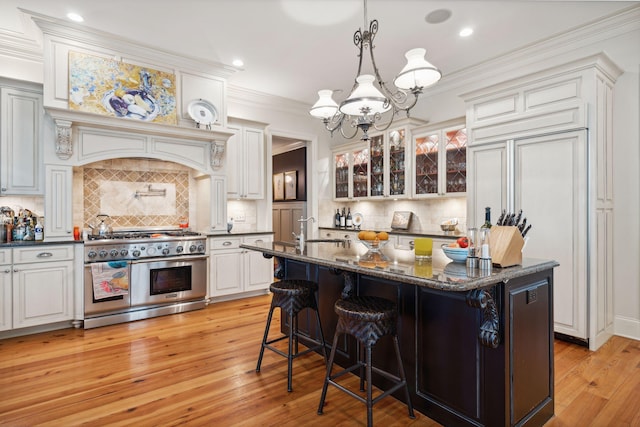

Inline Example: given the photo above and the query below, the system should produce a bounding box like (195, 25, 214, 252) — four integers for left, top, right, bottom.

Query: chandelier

(309, 0, 441, 141)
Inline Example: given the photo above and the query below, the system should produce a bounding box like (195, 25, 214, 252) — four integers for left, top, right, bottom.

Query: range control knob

(87, 251, 97, 259)
(110, 249, 119, 257)
(162, 248, 170, 255)
(189, 244, 197, 253)
(146, 247, 156, 256)
(176, 246, 184, 253)
(197, 244, 205, 252)
(132, 250, 141, 257)
(120, 249, 128, 256)
(99, 250, 108, 258)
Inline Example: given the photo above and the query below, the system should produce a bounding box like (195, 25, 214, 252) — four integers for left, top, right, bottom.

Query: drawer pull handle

(37, 252, 54, 258)
(255, 239, 264, 244)
(222, 241, 233, 246)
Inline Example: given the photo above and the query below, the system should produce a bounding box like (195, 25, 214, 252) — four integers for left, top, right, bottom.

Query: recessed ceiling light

(459, 27, 473, 37)
(232, 59, 244, 68)
(66, 12, 84, 22)
(425, 9, 452, 24)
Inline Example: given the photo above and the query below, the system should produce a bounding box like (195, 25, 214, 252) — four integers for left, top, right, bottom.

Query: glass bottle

(346, 208, 353, 228)
(481, 207, 492, 229)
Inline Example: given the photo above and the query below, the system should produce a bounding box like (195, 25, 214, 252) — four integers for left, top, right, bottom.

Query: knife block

(490, 226, 524, 267)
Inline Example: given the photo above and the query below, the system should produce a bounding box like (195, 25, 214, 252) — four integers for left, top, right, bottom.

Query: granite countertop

(319, 226, 465, 239)
(240, 239, 558, 292)
(0, 239, 84, 248)
(204, 230, 274, 237)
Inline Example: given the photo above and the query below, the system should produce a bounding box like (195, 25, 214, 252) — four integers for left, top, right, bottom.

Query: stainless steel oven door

(84, 263, 132, 315)
(129, 255, 207, 307)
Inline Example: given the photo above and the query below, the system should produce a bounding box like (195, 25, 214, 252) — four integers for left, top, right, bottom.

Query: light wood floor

(0, 294, 638, 427)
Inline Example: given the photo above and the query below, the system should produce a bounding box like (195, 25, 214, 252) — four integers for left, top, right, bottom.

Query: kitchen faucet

(293, 216, 315, 251)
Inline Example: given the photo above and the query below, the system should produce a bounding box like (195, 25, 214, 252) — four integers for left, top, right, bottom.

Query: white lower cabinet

(1, 245, 74, 331)
(209, 234, 273, 299)
(0, 249, 11, 331)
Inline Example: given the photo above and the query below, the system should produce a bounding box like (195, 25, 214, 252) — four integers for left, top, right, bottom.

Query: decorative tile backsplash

(77, 159, 191, 229)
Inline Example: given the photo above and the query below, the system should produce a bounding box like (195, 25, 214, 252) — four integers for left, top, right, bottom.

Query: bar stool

(256, 279, 327, 392)
(317, 296, 415, 427)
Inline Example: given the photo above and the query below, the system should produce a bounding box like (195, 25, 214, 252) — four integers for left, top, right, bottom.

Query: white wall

(612, 69, 640, 339)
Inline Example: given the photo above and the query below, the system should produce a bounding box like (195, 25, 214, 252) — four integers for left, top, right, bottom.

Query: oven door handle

(129, 255, 208, 264)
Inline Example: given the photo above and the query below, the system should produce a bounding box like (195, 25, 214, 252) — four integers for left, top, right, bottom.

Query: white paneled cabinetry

(463, 54, 620, 350)
(0, 80, 43, 196)
(226, 122, 265, 199)
(0, 245, 74, 332)
(209, 234, 273, 299)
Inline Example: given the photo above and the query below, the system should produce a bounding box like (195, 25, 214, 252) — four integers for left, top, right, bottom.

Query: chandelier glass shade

(309, 1, 441, 141)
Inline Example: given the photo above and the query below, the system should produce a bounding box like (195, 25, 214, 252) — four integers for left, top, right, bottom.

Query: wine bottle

(346, 208, 353, 228)
(335, 209, 340, 227)
(340, 207, 346, 227)
(481, 207, 492, 229)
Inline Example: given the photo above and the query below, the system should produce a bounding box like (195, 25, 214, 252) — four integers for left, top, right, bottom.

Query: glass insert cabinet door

(352, 148, 369, 198)
(369, 134, 384, 196)
(415, 133, 439, 195)
(368, 128, 407, 198)
(388, 129, 406, 197)
(444, 127, 467, 193)
(334, 153, 349, 199)
(414, 126, 467, 196)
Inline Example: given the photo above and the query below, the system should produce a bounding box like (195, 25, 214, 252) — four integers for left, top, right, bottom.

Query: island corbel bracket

(466, 288, 500, 349)
(329, 268, 356, 299)
(54, 119, 73, 160)
(210, 140, 225, 169)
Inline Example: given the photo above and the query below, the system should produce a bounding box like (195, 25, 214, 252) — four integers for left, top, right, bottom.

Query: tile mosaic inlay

(83, 167, 189, 228)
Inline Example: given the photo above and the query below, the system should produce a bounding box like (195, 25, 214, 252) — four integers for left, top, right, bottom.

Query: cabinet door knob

(3, 269, 10, 274)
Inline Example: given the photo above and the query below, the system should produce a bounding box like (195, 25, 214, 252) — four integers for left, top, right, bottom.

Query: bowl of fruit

(356, 230, 390, 252)
(442, 237, 469, 262)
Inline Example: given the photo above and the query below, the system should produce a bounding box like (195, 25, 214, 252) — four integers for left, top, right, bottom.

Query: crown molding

(227, 84, 312, 117)
(0, 28, 42, 63)
(21, 8, 237, 80)
(426, 4, 640, 98)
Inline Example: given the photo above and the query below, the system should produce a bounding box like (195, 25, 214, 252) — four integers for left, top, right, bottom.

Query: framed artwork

(391, 211, 413, 230)
(68, 51, 177, 125)
(273, 173, 284, 201)
(285, 170, 297, 200)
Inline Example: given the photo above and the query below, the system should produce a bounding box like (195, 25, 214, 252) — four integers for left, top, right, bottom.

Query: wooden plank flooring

(0, 294, 638, 426)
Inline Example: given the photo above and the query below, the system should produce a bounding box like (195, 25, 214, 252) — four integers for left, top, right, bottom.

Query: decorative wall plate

(352, 212, 364, 227)
(187, 99, 218, 128)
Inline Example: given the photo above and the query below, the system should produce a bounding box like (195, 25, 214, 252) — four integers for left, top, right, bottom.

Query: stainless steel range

(83, 229, 208, 329)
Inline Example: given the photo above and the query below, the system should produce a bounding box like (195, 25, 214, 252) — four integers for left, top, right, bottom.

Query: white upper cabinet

(412, 121, 467, 198)
(0, 82, 44, 195)
(226, 123, 265, 200)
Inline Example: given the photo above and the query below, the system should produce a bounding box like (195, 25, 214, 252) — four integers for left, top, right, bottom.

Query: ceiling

(1, 0, 636, 108)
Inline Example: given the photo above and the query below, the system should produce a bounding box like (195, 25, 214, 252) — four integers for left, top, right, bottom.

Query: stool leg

(317, 331, 340, 415)
(256, 305, 275, 373)
(365, 344, 373, 427)
(314, 306, 328, 362)
(287, 311, 295, 392)
(393, 336, 415, 419)
(359, 342, 365, 392)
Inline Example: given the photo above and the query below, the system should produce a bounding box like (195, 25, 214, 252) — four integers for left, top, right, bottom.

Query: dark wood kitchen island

(240, 239, 558, 427)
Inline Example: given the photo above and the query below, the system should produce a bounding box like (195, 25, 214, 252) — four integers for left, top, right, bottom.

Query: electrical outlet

(526, 288, 537, 304)
(235, 213, 246, 222)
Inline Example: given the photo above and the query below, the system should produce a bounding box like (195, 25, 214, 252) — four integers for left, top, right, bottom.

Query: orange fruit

(364, 231, 377, 241)
(376, 231, 389, 240)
